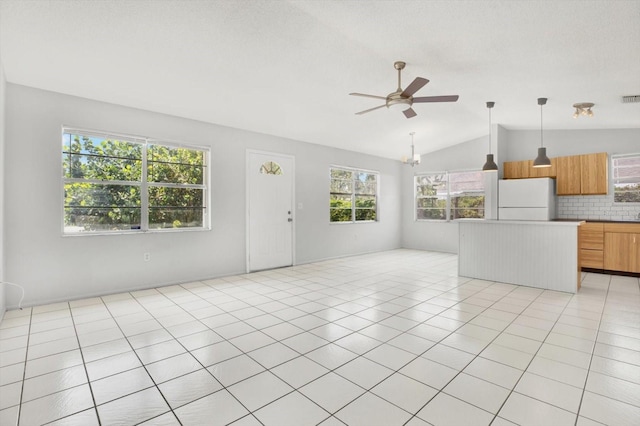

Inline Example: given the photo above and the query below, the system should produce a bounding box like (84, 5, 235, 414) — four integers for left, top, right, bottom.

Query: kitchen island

(458, 219, 583, 293)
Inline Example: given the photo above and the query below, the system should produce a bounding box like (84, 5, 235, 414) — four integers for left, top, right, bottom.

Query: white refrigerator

(498, 178, 556, 221)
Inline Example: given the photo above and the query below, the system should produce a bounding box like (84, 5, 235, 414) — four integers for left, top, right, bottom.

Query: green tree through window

(415, 171, 485, 220)
(330, 167, 378, 222)
(612, 154, 640, 203)
(62, 130, 208, 233)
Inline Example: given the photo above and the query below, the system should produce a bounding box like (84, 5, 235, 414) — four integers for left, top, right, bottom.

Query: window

(449, 171, 485, 219)
(612, 153, 640, 203)
(62, 128, 209, 234)
(415, 170, 485, 220)
(330, 167, 378, 222)
(415, 173, 447, 220)
(260, 161, 283, 175)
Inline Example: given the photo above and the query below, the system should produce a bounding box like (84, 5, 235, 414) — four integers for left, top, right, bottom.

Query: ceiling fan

(349, 61, 459, 118)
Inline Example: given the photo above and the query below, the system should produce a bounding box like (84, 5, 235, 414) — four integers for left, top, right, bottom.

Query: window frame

(62, 126, 211, 236)
(329, 165, 379, 224)
(415, 171, 449, 221)
(414, 169, 486, 222)
(612, 153, 640, 204)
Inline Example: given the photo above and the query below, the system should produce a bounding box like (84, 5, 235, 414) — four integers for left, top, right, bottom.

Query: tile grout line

(97, 295, 187, 425)
(574, 274, 613, 426)
(149, 260, 471, 421)
(63, 301, 102, 425)
(15, 308, 33, 426)
(126, 284, 268, 425)
(401, 282, 548, 426)
(2, 253, 638, 426)
(487, 279, 605, 426)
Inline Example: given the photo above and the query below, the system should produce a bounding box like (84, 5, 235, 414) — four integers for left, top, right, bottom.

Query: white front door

(247, 150, 294, 272)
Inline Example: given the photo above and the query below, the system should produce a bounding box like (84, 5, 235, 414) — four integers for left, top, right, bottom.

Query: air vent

(622, 95, 640, 103)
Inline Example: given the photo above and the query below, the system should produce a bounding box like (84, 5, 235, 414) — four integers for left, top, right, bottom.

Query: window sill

(62, 227, 212, 237)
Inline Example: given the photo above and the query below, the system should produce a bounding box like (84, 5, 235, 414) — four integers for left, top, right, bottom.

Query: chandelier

(402, 132, 420, 167)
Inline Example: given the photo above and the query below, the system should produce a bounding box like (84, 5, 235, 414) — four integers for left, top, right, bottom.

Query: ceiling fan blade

(355, 104, 387, 115)
(349, 92, 387, 100)
(403, 108, 417, 118)
(401, 77, 429, 97)
(413, 95, 459, 103)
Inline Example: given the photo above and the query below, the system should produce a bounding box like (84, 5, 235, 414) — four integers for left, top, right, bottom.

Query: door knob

(288, 218, 293, 222)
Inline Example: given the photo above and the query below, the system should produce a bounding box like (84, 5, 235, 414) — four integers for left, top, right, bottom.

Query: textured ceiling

(1, 0, 639, 159)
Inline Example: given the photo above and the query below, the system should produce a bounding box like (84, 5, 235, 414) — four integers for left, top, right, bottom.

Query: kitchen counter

(461, 219, 583, 226)
(458, 219, 580, 293)
(554, 218, 640, 224)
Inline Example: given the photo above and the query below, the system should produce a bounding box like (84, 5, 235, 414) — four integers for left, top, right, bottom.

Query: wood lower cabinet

(579, 222, 604, 269)
(603, 223, 640, 273)
(556, 155, 582, 195)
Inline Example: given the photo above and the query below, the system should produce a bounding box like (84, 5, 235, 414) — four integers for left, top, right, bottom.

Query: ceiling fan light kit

(482, 101, 498, 172)
(573, 102, 594, 118)
(350, 61, 459, 119)
(533, 97, 552, 168)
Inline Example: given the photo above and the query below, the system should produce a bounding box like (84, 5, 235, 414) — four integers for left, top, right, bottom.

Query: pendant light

(482, 101, 498, 171)
(532, 97, 551, 168)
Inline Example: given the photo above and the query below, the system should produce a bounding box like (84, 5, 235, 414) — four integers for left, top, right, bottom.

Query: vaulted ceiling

(1, 0, 639, 159)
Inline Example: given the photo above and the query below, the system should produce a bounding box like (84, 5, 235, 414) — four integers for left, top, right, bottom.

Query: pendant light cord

(488, 107, 492, 154)
(540, 102, 544, 148)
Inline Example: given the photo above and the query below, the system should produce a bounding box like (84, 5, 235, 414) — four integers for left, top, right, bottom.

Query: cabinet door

(530, 157, 557, 178)
(556, 155, 582, 195)
(581, 153, 608, 195)
(632, 233, 640, 273)
(503, 160, 531, 179)
(604, 232, 640, 272)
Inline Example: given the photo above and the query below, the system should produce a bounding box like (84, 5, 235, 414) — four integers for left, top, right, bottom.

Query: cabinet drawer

(579, 223, 604, 250)
(580, 249, 604, 269)
(580, 231, 604, 250)
(581, 222, 604, 232)
(604, 223, 640, 234)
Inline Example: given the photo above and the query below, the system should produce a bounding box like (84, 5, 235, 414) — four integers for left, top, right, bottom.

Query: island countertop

(456, 219, 584, 226)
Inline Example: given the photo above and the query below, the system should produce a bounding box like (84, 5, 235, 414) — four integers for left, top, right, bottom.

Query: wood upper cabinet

(503, 159, 556, 179)
(503, 160, 531, 179)
(556, 155, 582, 195)
(581, 153, 608, 195)
(603, 223, 640, 273)
(504, 153, 608, 196)
(556, 152, 608, 196)
(530, 157, 557, 178)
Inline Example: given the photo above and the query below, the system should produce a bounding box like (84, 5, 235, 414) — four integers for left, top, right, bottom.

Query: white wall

(4, 84, 402, 308)
(401, 135, 487, 253)
(507, 128, 640, 221)
(401, 127, 640, 254)
(0, 49, 6, 319)
(504, 128, 640, 160)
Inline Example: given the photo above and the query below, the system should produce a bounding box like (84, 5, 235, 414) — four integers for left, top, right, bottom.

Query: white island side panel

(458, 220, 581, 293)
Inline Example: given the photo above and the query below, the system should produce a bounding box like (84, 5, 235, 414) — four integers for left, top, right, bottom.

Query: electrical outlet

(143, 253, 151, 262)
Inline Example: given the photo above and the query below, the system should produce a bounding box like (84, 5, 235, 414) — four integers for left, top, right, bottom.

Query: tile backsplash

(556, 195, 640, 221)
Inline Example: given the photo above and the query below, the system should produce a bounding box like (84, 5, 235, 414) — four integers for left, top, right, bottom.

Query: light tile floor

(1, 249, 640, 425)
